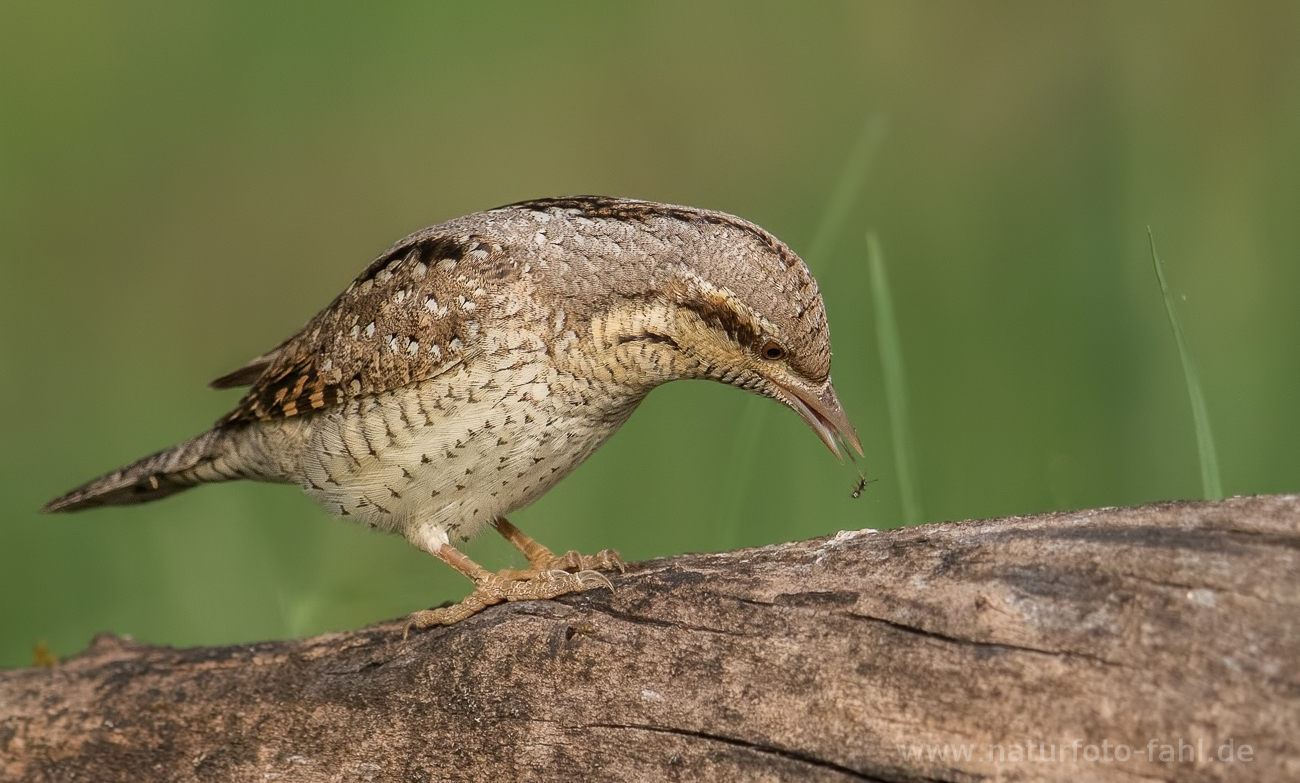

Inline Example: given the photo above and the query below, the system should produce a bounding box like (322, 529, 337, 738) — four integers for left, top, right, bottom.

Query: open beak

(771, 377, 863, 460)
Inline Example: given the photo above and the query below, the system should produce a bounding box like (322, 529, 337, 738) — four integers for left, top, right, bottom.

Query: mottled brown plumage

(43, 196, 862, 626)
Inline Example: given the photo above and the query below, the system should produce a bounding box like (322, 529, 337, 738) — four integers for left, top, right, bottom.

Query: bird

(42, 196, 862, 628)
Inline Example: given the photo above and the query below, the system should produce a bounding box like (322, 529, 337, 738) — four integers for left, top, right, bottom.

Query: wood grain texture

(3, 495, 1297, 782)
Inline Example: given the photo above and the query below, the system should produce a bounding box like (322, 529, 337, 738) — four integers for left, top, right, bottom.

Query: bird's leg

(405, 540, 613, 631)
(491, 517, 625, 579)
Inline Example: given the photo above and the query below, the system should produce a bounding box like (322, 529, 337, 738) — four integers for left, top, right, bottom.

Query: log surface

(2, 495, 1297, 782)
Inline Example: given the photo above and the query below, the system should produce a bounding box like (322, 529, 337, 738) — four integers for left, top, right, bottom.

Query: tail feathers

(42, 429, 238, 513)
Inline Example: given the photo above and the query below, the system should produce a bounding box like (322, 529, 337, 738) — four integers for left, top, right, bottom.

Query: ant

(850, 474, 875, 499)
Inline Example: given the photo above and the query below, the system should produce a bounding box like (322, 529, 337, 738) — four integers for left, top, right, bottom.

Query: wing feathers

(210, 357, 274, 389)
(215, 232, 509, 425)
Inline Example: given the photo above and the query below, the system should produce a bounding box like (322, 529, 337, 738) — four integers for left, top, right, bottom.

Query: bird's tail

(42, 428, 242, 513)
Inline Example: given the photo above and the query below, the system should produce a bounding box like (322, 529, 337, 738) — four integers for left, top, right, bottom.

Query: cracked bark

(2, 495, 1298, 783)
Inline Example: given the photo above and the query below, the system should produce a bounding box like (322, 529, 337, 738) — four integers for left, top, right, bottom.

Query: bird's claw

(536, 547, 625, 574)
(405, 565, 616, 632)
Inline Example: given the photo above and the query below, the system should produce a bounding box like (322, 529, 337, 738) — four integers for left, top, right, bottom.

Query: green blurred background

(3, 2, 1297, 668)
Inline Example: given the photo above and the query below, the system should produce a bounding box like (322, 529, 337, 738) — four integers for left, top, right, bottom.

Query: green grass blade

(804, 114, 889, 266)
(1148, 228, 1222, 500)
(866, 233, 923, 524)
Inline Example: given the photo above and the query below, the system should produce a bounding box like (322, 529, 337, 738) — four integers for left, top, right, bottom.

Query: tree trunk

(2, 494, 1297, 782)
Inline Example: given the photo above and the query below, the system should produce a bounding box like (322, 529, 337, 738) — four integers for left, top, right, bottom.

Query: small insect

(851, 474, 871, 499)
(565, 620, 598, 641)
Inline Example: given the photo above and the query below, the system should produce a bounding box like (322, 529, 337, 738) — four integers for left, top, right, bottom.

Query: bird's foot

(499, 547, 625, 580)
(405, 568, 613, 631)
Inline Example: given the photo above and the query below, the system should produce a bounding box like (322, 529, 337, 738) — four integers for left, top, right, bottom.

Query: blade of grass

(866, 233, 923, 524)
(804, 114, 890, 266)
(1148, 228, 1222, 500)
(717, 114, 887, 547)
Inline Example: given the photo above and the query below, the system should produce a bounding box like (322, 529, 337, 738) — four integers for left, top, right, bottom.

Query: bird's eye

(758, 339, 786, 361)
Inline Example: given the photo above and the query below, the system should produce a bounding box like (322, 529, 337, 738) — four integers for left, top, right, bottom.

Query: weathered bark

(2, 495, 1297, 782)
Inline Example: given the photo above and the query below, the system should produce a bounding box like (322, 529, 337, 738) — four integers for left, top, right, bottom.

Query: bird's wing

(210, 345, 290, 389)
(215, 232, 515, 426)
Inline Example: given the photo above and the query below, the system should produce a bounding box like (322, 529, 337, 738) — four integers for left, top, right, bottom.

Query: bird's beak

(771, 377, 863, 460)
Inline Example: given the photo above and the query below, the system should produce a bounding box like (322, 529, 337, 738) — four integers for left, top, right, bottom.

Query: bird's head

(655, 259, 862, 460)
(521, 197, 861, 460)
